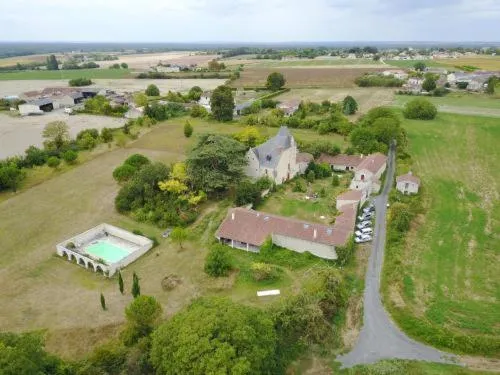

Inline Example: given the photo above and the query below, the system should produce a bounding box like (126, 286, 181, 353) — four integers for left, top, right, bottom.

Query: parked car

(355, 230, 363, 237)
(355, 235, 372, 243)
(357, 221, 371, 229)
(359, 213, 373, 221)
(361, 227, 373, 235)
(363, 205, 375, 214)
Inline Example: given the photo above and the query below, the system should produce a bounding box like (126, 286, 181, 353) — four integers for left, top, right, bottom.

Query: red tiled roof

(216, 207, 355, 247)
(357, 153, 387, 174)
(317, 153, 363, 167)
(337, 190, 363, 202)
(397, 172, 420, 185)
(296, 152, 313, 163)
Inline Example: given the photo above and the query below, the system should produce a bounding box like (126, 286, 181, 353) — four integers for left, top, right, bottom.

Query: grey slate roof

(70, 92, 84, 99)
(30, 98, 53, 106)
(252, 126, 292, 168)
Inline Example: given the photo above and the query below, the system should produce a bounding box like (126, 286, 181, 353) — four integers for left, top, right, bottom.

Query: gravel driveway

(337, 142, 458, 367)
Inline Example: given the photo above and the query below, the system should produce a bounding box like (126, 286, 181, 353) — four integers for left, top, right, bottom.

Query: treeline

(61, 61, 100, 70)
(78, 95, 128, 117)
(0, 122, 114, 193)
(137, 71, 233, 79)
(355, 73, 404, 87)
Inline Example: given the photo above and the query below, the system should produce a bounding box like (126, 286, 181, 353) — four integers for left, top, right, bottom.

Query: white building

(198, 91, 212, 111)
(245, 127, 312, 185)
(396, 172, 421, 194)
(350, 152, 387, 195)
(18, 98, 54, 116)
(382, 70, 409, 80)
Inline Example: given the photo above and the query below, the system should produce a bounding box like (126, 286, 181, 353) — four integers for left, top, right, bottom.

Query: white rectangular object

(257, 290, 280, 297)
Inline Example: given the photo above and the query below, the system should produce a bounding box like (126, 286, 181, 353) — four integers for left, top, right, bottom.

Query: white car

(355, 235, 372, 243)
(355, 230, 363, 237)
(361, 227, 373, 235)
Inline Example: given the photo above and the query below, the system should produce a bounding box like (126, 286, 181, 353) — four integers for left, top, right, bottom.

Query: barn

(18, 98, 54, 116)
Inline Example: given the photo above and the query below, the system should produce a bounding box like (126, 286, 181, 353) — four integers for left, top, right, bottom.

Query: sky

(2, 0, 500, 42)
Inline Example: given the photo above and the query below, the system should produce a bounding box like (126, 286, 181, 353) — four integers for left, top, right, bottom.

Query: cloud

(0, 0, 499, 42)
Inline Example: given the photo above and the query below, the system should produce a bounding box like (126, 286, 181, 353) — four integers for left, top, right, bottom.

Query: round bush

(113, 164, 137, 182)
(403, 98, 437, 120)
(204, 245, 232, 277)
(124, 154, 150, 169)
(47, 156, 61, 169)
(62, 150, 78, 164)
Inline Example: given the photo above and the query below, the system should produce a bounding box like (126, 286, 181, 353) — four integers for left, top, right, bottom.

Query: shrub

(23, 146, 47, 167)
(47, 156, 61, 169)
(101, 127, 113, 143)
(77, 132, 98, 150)
(190, 104, 208, 118)
(403, 98, 437, 120)
(251, 262, 279, 281)
(124, 154, 150, 169)
(113, 164, 137, 182)
(68, 77, 92, 87)
(62, 150, 78, 164)
(306, 170, 315, 183)
(235, 180, 261, 207)
(183, 121, 193, 138)
(332, 174, 340, 187)
(204, 245, 232, 277)
(145, 84, 160, 97)
(293, 179, 307, 193)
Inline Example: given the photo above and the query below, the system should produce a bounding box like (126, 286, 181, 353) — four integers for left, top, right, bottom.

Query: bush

(204, 245, 232, 277)
(332, 174, 340, 187)
(183, 121, 193, 138)
(124, 154, 150, 169)
(235, 180, 261, 207)
(77, 132, 98, 150)
(101, 127, 113, 143)
(403, 98, 437, 120)
(23, 146, 47, 167)
(62, 150, 78, 164)
(355, 74, 404, 87)
(306, 170, 315, 183)
(69, 77, 92, 87)
(190, 104, 208, 118)
(113, 164, 137, 182)
(292, 179, 307, 193)
(250, 262, 279, 281)
(47, 156, 61, 169)
(145, 84, 160, 97)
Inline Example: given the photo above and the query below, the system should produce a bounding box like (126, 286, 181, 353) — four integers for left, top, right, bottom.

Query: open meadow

(0, 68, 134, 80)
(383, 113, 500, 357)
(231, 66, 386, 88)
(0, 117, 347, 359)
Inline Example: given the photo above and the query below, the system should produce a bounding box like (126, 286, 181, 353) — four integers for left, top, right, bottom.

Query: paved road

(337, 142, 457, 367)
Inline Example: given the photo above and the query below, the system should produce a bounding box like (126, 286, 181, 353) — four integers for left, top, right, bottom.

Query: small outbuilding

(18, 98, 54, 116)
(396, 171, 420, 194)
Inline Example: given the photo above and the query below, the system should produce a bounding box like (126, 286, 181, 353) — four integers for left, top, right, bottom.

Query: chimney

(231, 212, 235, 220)
(313, 229, 317, 239)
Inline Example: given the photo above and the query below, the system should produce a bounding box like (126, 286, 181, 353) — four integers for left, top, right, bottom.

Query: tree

(187, 86, 203, 101)
(342, 95, 358, 115)
(150, 297, 277, 375)
(210, 85, 234, 121)
(403, 98, 437, 120)
(0, 164, 25, 192)
(122, 295, 162, 346)
(24, 146, 47, 167)
(204, 245, 233, 277)
(131, 272, 141, 298)
(42, 121, 70, 151)
(77, 132, 98, 150)
(118, 271, 124, 294)
(62, 150, 78, 164)
(170, 227, 188, 249)
(47, 156, 61, 169)
(134, 92, 148, 107)
(422, 77, 437, 92)
(390, 202, 412, 232)
(145, 84, 160, 97)
(100, 293, 106, 310)
(266, 72, 286, 91)
(486, 76, 497, 94)
(113, 164, 136, 182)
(0, 332, 66, 375)
(208, 59, 225, 71)
(124, 154, 150, 169)
(183, 120, 193, 138)
(46, 54, 59, 70)
(186, 134, 247, 194)
(235, 180, 261, 207)
(69, 77, 92, 87)
(233, 126, 265, 147)
(101, 127, 114, 143)
(414, 62, 426, 72)
(121, 62, 128, 69)
(306, 170, 315, 183)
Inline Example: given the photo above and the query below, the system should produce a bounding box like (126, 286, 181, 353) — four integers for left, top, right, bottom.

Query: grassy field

(395, 92, 500, 110)
(232, 66, 386, 88)
(384, 59, 448, 69)
(258, 175, 351, 224)
(253, 58, 383, 68)
(437, 56, 500, 71)
(0, 68, 133, 80)
(0, 116, 347, 359)
(383, 113, 500, 356)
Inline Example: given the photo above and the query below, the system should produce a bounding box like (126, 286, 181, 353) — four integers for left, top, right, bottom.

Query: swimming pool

(86, 241, 130, 264)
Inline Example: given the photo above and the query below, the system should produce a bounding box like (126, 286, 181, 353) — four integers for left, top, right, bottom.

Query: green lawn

(258, 175, 352, 224)
(395, 93, 500, 110)
(383, 112, 500, 356)
(336, 360, 492, 374)
(0, 68, 133, 80)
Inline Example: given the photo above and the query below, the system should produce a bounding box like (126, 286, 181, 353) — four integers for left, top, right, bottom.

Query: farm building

(234, 101, 253, 116)
(18, 98, 54, 116)
(278, 100, 300, 117)
(318, 153, 363, 171)
(53, 92, 84, 109)
(199, 91, 212, 111)
(336, 189, 366, 210)
(245, 127, 312, 184)
(80, 88, 99, 98)
(396, 172, 420, 194)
